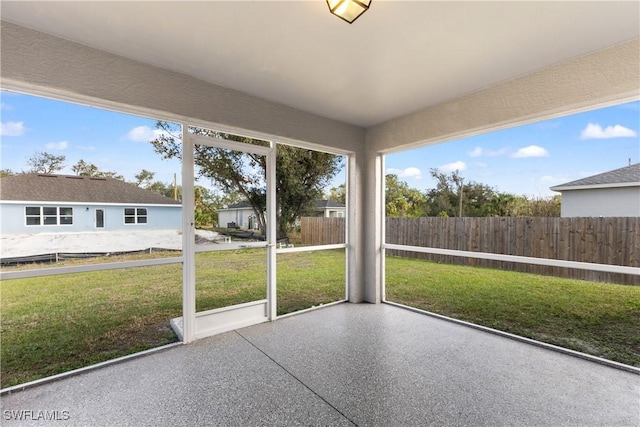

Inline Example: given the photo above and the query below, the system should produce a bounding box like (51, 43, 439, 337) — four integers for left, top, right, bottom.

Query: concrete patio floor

(1, 303, 638, 426)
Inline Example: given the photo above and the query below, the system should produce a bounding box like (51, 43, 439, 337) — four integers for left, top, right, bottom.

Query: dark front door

(96, 209, 105, 228)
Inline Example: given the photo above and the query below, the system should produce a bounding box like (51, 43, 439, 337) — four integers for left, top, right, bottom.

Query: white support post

(379, 154, 386, 302)
(181, 126, 196, 343)
(346, 153, 357, 302)
(267, 143, 277, 320)
(360, 148, 383, 303)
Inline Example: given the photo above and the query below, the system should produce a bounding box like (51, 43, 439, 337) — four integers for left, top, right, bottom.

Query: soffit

(1, 1, 638, 127)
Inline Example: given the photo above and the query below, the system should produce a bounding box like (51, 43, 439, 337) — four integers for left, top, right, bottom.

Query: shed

(0, 174, 182, 233)
(550, 163, 640, 217)
(217, 201, 259, 230)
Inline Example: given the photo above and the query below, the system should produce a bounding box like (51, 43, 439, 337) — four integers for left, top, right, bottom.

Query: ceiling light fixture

(327, 0, 371, 24)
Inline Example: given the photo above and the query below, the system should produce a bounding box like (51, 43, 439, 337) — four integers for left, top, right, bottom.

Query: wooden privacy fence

(300, 217, 346, 245)
(300, 216, 639, 285)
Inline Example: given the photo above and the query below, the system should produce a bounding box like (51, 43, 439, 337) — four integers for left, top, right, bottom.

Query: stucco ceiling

(1, 1, 639, 127)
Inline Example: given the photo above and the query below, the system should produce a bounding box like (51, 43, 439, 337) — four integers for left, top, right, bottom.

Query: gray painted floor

(1, 303, 638, 426)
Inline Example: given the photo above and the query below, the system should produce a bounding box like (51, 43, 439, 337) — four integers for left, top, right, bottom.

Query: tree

(425, 169, 457, 217)
(150, 122, 343, 238)
(194, 186, 218, 227)
(134, 169, 156, 188)
(0, 169, 15, 177)
(133, 169, 179, 200)
(26, 152, 65, 174)
(326, 184, 346, 204)
(132, 168, 226, 226)
(510, 195, 561, 217)
(485, 193, 518, 217)
(460, 181, 500, 217)
(385, 174, 426, 217)
(72, 159, 124, 180)
(71, 159, 99, 176)
(276, 145, 342, 237)
(425, 169, 502, 217)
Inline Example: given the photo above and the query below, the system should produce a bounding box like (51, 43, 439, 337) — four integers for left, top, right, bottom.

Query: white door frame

(179, 125, 276, 343)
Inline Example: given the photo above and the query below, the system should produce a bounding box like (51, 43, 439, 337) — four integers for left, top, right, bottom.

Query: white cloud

(125, 125, 169, 142)
(539, 174, 570, 184)
(467, 146, 510, 158)
(580, 123, 637, 139)
(475, 162, 488, 168)
(386, 168, 401, 175)
(1, 121, 25, 136)
(45, 141, 69, 150)
(1, 102, 13, 111)
(467, 147, 483, 157)
(439, 161, 467, 172)
(386, 167, 422, 179)
(511, 145, 549, 158)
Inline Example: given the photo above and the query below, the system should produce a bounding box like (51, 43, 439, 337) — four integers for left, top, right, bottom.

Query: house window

(25, 206, 74, 226)
(60, 207, 74, 225)
(43, 207, 57, 225)
(25, 207, 41, 225)
(124, 208, 148, 224)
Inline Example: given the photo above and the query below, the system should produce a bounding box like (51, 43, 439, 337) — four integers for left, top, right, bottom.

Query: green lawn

(1, 250, 638, 388)
(0, 249, 345, 388)
(385, 255, 640, 366)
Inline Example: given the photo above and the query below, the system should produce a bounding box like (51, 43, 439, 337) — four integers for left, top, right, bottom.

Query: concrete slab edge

(0, 342, 183, 396)
(170, 316, 184, 341)
(384, 301, 640, 375)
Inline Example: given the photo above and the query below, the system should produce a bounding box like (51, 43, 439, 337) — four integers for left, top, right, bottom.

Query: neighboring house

(218, 201, 260, 229)
(0, 174, 182, 234)
(550, 163, 640, 217)
(218, 199, 346, 230)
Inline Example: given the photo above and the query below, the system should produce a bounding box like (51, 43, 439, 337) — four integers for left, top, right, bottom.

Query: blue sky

(1, 91, 182, 186)
(1, 91, 638, 197)
(386, 100, 639, 197)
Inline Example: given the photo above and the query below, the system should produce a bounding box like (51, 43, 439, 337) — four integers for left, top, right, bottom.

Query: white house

(550, 163, 640, 217)
(312, 200, 346, 218)
(0, 173, 182, 234)
(217, 201, 260, 230)
(218, 200, 346, 230)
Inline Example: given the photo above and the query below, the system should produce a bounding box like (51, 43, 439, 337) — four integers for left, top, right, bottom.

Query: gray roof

(0, 174, 181, 205)
(551, 163, 640, 191)
(226, 201, 253, 209)
(316, 199, 346, 209)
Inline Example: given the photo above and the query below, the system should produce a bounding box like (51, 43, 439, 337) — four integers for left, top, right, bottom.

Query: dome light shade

(327, 0, 371, 24)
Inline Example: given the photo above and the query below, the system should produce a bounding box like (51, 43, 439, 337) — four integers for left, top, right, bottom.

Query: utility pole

(174, 173, 178, 200)
(452, 171, 464, 217)
(458, 180, 464, 217)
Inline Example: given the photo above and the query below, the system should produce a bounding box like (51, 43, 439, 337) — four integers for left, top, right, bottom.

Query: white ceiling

(2, 1, 639, 127)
